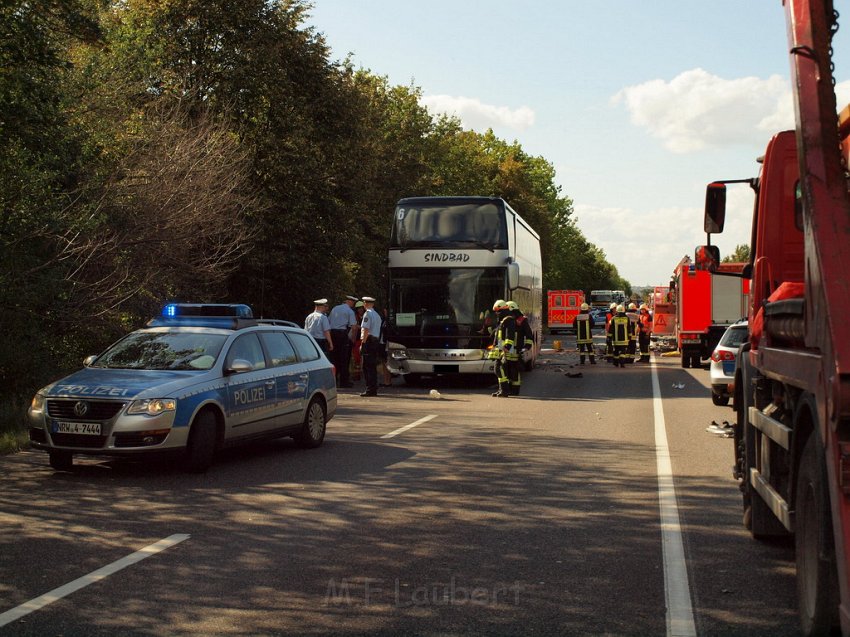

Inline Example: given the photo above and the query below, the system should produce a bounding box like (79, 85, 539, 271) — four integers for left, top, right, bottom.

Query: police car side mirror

(83, 355, 97, 367)
(226, 359, 254, 375)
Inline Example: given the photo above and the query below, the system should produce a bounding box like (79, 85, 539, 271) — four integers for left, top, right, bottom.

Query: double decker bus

(386, 196, 542, 381)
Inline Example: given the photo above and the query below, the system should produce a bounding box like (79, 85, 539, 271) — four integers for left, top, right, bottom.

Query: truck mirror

(694, 245, 720, 272)
(508, 262, 520, 290)
(705, 182, 727, 234)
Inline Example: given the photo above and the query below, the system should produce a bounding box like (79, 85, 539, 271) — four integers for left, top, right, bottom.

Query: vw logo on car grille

(73, 401, 89, 417)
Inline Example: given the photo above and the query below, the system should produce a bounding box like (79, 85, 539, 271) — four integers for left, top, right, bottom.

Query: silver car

(28, 303, 337, 472)
(709, 319, 748, 406)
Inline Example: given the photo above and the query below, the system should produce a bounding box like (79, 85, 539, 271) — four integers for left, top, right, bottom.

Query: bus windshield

(391, 202, 507, 248)
(389, 267, 505, 348)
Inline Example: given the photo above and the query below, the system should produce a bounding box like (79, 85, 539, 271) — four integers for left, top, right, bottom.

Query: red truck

(694, 2, 850, 633)
(547, 289, 584, 334)
(670, 256, 748, 368)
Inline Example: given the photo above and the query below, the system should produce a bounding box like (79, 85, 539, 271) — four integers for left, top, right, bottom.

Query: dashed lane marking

(381, 415, 438, 439)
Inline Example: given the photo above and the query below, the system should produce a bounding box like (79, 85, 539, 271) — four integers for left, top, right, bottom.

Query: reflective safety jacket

(609, 313, 631, 346)
(638, 311, 652, 334)
(497, 314, 519, 361)
(514, 311, 533, 351)
(574, 311, 594, 344)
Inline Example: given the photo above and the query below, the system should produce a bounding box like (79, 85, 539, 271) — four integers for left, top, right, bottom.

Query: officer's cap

(314, 298, 329, 305)
(362, 296, 376, 303)
(345, 295, 359, 302)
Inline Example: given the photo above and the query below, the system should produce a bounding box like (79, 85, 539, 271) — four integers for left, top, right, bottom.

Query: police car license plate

(54, 421, 102, 436)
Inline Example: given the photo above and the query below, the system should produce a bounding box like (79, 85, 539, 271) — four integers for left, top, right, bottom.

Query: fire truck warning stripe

(651, 358, 697, 637)
(0, 534, 190, 628)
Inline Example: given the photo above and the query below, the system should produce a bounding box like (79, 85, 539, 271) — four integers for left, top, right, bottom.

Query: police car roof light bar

(162, 303, 253, 318)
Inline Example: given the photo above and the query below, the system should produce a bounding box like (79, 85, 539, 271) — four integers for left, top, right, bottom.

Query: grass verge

(0, 397, 30, 455)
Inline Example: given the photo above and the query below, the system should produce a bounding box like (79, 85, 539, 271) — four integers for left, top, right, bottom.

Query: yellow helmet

(580, 302, 590, 311)
(616, 304, 625, 313)
(628, 302, 637, 310)
(506, 300, 519, 311)
(493, 299, 507, 311)
(609, 302, 617, 310)
(640, 303, 648, 311)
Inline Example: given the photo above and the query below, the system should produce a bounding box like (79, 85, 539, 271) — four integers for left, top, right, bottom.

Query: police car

(27, 303, 337, 472)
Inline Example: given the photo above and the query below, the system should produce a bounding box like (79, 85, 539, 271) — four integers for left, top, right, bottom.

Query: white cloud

(574, 200, 752, 285)
(420, 95, 535, 132)
(612, 69, 793, 153)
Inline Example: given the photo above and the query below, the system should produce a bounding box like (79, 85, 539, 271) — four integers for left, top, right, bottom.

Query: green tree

(723, 243, 751, 263)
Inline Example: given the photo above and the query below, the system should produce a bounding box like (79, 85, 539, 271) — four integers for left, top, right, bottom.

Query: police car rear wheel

(185, 410, 218, 472)
(296, 399, 326, 449)
(49, 450, 73, 471)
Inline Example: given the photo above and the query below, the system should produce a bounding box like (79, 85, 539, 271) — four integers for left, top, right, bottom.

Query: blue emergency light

(149, 303, 256, 329)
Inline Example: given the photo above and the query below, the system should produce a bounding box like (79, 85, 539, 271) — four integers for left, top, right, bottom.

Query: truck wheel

(690, 353, 702, 369)
(49, 450, 73, 471)
(184, 410, 218, 473)
(681, 352, 691, 369)
(795, 434, 840, 636)
(295, 398, 326, 449)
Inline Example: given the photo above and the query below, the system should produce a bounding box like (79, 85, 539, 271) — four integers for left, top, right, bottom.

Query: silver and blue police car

(28, 303, 337, 472)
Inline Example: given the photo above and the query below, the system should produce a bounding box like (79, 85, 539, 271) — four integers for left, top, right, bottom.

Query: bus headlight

(128, 399, 177, 416)
(389, 347, 409, 360)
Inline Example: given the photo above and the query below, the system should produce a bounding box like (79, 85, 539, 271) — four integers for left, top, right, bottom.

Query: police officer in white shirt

(304, 299, 333, 357)
(359, 296, 383, 396)
(329, 295, 359, 387)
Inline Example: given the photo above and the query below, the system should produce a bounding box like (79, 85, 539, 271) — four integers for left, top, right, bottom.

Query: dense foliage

(0, 0, 627, 415)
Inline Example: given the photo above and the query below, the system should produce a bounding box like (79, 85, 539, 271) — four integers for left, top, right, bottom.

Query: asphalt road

(0, 342, 798, 636)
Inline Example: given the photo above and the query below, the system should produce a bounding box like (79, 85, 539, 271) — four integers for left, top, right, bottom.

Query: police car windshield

(92, 331, 228, 370)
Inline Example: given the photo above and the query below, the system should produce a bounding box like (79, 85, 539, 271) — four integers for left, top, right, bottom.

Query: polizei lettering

(233, 386, 266, 406)
(424, 253, 470, 263)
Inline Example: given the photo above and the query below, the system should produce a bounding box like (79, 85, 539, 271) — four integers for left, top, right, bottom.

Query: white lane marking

(651, 358, 697, 637)
(0, 533, 190, 628)
(381, 414, 438, 439)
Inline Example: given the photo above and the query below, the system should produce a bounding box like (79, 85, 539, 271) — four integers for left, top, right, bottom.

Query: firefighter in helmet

(574, 302, 595, 364)
(508, 300, 532, 395)
(491, 299, 518, 397)
(608, 304, 631, 367)
(637, 303, 652, 363)
(605, 302, 617, 363)
(625, 302, 639, 363)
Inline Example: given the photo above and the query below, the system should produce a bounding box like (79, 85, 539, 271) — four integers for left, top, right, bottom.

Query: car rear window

(720, 326, 748, 348)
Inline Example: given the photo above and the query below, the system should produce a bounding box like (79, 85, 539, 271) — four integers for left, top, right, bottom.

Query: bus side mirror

(694, 245, 720, 272)
(705, 182, 727, 234)
(508, 262, 520, 290)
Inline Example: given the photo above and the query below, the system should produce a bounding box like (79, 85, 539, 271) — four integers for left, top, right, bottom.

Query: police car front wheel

(185, 410, 218, 472)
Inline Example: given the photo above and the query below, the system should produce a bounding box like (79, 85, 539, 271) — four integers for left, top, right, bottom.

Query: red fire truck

(694, 2, 850, 632)
(670, 256, 748, 368)
(547, 290, 584, 334)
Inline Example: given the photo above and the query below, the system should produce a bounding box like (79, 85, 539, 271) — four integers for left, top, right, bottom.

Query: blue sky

(305, 2, 850, 286)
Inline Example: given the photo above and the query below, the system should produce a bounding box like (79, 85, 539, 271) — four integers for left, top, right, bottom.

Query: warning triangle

(655, 314, 667, 326)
